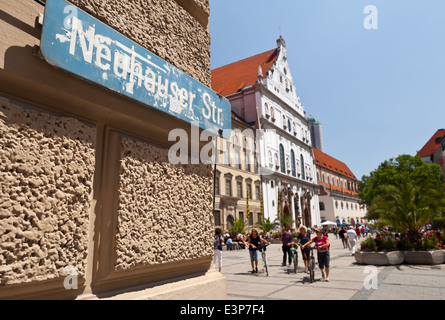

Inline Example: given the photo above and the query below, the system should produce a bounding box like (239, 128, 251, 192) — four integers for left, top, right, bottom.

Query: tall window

(279, 144, 285, 173)
(291, 150, 296, 177)
(237, 181, 243, 198)
(300, 154, 305, 180)
(225, 179, 232, 197)
(214, 210, 221, 226)
(246, 183, 252, 200)
(255, 185, 260, 200)
(215, 176, 220, 195)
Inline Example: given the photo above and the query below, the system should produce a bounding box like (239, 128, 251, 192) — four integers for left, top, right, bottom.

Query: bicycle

(309, 246, 317, 283)
(290, 243, 300, 274)
(258, 243, 270, 276)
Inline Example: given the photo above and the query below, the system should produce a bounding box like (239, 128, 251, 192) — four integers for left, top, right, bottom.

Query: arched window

(290, 150, 296, 177)
(279, 144, 285, 173)
(300, 154, 305, 180)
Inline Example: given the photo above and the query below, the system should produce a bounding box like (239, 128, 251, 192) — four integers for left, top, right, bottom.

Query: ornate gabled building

(212, 36, 321, 229)
(416, 129, 445, 183)
(313, 148, 367, 225)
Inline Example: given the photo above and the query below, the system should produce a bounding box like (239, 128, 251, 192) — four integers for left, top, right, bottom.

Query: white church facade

(212, 36, 321, 229)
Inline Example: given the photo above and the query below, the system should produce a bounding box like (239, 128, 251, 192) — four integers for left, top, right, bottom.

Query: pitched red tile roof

(211, 49, 278, 96)
(416, 129, 445, 157)
(313, 148, 358, 181)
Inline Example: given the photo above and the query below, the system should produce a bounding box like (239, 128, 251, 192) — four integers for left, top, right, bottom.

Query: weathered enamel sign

(40, 0, 231, 136)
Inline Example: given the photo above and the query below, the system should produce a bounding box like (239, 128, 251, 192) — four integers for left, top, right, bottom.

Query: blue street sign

(40, 0, 231, 136)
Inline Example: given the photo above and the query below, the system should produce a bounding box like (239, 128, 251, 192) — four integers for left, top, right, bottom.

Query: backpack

(214, 234, 223, 251)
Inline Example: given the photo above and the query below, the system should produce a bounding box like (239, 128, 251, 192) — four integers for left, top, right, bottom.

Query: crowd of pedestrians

(214, 224, 370, 281)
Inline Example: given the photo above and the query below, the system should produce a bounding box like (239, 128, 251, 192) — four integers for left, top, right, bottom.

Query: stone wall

(0, 0, 226, 299)
(115, 136, 213, 271)
(0, 99, 95, 286)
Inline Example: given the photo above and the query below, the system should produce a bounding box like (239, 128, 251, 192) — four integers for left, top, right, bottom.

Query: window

(225, 179, 232, 197)
(248, 213, 254, 226)
(300, 154, 305, 180)
(239, 211, 244, 221)
(255, 185, 260, 200)
(214, 210, 221, 226)
(320, 202, 325, 211)
(279, 144, 285, 173)
(237, 181, 242, 198)
(291, 150, 296, 177)
(287, 119, 291, 132)
(244, 149, 250, 172)
(215, 176, 220, 195)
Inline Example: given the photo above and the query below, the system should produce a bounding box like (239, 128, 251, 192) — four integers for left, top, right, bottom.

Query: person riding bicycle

(246, 229, 270, 274)
(302, 228, 330, 282)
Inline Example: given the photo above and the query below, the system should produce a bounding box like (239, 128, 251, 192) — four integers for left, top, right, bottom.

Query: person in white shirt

(346, 226, 357, 255)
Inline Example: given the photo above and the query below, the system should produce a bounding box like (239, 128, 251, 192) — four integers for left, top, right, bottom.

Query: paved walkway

(220, 236, 445, 300)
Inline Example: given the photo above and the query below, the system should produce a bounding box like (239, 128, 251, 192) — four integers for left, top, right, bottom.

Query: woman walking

(302, 228, 331, 282)
(246, 229, 270, 274)
(296, 226, 311, 273)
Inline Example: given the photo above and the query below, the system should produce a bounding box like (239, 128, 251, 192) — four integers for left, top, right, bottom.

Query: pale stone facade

(214, 115, 262, 233)
(0, 0, 226, 299)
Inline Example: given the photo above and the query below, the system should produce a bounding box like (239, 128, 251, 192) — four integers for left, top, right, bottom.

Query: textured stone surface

(68, 0, 211, 86)
(114, 136, 213, 270)
(0, 100, 95, 285)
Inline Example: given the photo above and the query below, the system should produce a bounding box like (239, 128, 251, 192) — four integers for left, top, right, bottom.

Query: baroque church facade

(212, 36, 321, 230)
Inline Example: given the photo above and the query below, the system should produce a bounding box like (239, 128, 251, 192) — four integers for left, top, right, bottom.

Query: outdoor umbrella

(321, 221, 337, 226)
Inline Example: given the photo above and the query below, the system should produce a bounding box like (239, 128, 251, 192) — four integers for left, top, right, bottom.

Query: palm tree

(228, 218, 248, 236)
(275, 213, 294, 231)
(368, 175, 445, 248)
(254, 217, 280, 234)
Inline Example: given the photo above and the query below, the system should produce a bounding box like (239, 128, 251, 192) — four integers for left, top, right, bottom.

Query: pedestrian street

(220, 236, 445, 300)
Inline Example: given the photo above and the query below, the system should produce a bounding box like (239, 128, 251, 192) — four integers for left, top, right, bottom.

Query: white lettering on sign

(58, 14, 224, 127)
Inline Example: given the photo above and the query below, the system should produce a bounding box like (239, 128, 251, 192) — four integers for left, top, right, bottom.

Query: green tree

(368, 175, 445, 248)
(359, 154, 444, 208)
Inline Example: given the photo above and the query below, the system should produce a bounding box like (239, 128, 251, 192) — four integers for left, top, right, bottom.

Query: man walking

(346, 226, 357, 256)
(280, 227, 294, 266)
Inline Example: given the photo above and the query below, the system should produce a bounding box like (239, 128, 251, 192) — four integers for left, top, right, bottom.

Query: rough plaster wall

(68, 0, 211, 87)
(0, 101, 95, 285)
(114, 136, 213, 270)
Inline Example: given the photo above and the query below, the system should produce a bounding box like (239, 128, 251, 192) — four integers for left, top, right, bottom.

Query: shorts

(301, 246, 311, 260)
(249, 249, 259, 262)
(317, 250, 330, 269)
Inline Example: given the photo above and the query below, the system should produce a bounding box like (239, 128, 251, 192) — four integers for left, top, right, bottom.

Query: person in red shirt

(302, 228, 330, 282)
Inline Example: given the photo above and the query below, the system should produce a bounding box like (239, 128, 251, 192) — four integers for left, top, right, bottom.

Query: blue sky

(209, 0, 445, 180)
